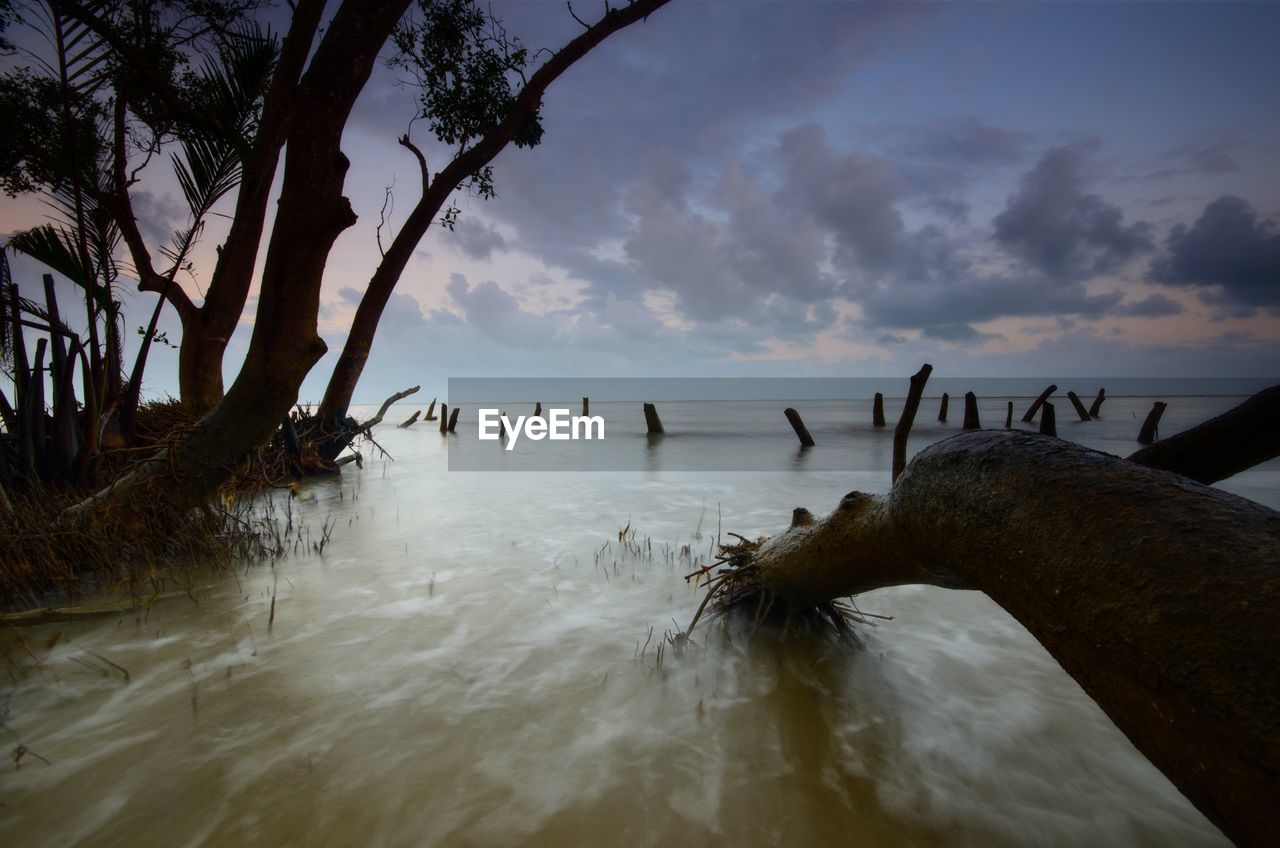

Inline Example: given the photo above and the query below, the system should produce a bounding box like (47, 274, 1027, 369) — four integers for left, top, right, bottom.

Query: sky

(3, 0, 1280, 404)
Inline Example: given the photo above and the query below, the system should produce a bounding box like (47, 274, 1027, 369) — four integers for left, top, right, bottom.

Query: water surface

(3, 392, 1273, 846)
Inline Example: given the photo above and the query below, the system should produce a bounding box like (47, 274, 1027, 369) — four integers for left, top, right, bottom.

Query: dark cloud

(927, 196, 971, 225)
(130, 190, 188, 251)
(447, 218, 508, 261)
(1112, 293, 1185, 317)
(1179, 143, 1240, 176)
(874, 116, 1031, 168)
(1149, 195, 1280, 311)
(778, 124, 908, 273)
(857, 275, 1123, 340)
(994, 145, 1153, 279)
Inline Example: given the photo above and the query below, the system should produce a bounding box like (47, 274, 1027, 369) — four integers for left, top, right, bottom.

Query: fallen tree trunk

(1129, 384, 1280, 484)
(713, 430, 1278, 847)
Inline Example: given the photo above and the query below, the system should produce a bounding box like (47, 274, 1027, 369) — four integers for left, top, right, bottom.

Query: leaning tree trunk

(738, 430, 1278, 848)
(63, 0, 412, 520)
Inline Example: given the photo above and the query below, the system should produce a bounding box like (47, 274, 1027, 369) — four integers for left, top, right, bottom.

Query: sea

(2, 378, 1275, 846)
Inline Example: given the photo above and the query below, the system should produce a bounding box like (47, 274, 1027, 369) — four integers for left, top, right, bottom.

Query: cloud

(1112, 293, 1185, 317)
(994, 145, 1153, 279)
(888, 117, 1031, 167)
(130, 190, 188, 251)
(1148, 195, 1280, 312)
(447, 218, 508, 261)
(778, 124, 908, 273)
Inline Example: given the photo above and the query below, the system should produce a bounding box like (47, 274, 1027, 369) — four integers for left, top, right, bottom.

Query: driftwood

(1129, 384, 1279, 484)
(398, 410, 420, 428)
(721, 429, 1278, 847)
(962, 391, 980, 430)
(643, 402, 665, 435)
(1137, 401, 1167, 445)
(938, 393, 949, 423)
(360, 385, 420, 430)
(784, 408, 814, 447)
(424, 398, 438, 421)
(891, 364, 932, 483)
(1067, 391, 1091, 422)
(872, 392, 885, 427)
(1039, 401, 1057, 437)
(1022, 384, 1057, 423)
(1088, 388, 1106, 418)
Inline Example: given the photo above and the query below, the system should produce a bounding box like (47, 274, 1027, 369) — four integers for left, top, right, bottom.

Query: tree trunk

(313, 0, 673, 428)
(737, 430, 1278, 848)
(63, 0, 413, 520)
(1128, 384, 1279, 484)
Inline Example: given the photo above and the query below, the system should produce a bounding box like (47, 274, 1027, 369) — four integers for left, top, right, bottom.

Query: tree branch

(398, 134, 430, 193)
(1128, 383, 1280, 484)
(723, 429, 1279, 848)
(110, 96, 196, 324)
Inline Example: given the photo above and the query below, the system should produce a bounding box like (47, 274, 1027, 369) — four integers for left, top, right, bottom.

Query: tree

(30, 0, 671, 518)
(693, 404, 1280, 848)
(311, 0, 671, 455)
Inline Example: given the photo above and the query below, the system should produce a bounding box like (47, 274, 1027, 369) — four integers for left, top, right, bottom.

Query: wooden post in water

(1005, 400, 1014, 429)
(785, 408, 815, 447)
(439, 403, 448, 433)
(872, 392, 886, 427)
(1138, 402, 1168, 445)
(398, 410, 420, 428)
(499, 412, 506, 440)
(582, 396, 589, 417)
(1022, 384, 1058, 423)
(534, 402, 542, 417)
(938, 392, 949, 423)
(643, 402, 665, 435)
(447, 406, 460, 433)
(892, 363, 933, 483)
(963, 392, 980, 430)
(1040, 402, 1057, 437)
(1089, 388, 1106, 418)
(1067, 391, 1092, 422)
(424, 398, 438, 420)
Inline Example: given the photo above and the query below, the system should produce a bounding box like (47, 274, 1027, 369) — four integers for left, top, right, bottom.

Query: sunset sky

(4, 0, 1279, 403)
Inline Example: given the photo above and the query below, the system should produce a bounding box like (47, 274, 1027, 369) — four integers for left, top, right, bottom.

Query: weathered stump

(439, 403, 448, 433)
(447, 406, 460, 433)
(398, 410, 421, 428)
(582, 396, 589, 417)
(963, 391, 980, 430)
(785, 408, 815, 447)
(938, 392, 949, 423)
(643, 402, 665, 435)
(1005, 400, 1014, 429)
(534, 402, 542, 417)
(872, 392, 886, 427)
(1022, 384, 1058, 423)
(1088, 388, 1106, 418)
(1039, 402, 1057, 437)
(424, 398, 438, 421)
(892, 364, 932, 482)
(1137, 402, 1167, 445)
(1067, 391, 1091, 422)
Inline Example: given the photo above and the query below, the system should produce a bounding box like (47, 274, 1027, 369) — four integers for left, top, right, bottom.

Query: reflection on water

(3, 395, 1271, 846)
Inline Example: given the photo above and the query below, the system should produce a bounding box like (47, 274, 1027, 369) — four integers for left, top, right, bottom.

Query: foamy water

(3, 392, 1274, 846)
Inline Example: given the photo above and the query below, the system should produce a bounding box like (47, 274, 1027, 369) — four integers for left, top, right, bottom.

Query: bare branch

(567, 2, 592, 29)
(398, 134, 430, 193)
